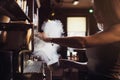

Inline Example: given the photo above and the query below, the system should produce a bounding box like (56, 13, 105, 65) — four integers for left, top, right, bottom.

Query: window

(67, 17, 87, 37)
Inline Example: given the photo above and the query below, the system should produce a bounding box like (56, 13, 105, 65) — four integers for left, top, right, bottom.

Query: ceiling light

(89, 9, 94, 13)
(73, 0, 79, 5)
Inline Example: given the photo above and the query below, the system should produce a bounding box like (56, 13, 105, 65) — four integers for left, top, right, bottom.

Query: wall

(54, 8, 99, 35)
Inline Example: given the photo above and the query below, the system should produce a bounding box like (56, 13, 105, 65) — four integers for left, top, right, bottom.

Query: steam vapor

(33, 19, 64, 65)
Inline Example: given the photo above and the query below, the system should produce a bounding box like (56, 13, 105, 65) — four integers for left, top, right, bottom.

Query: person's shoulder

(109, 23, 120, 36)
(111, 23, 120, 31)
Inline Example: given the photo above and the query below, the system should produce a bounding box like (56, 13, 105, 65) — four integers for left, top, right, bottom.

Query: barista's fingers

(35, 32, 48, 41)
(35, 33, 41, 38)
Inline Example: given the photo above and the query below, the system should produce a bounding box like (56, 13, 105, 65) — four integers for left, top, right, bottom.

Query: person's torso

(86, 42, 120, 79)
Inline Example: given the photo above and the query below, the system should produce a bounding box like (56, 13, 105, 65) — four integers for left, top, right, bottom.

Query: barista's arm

(86, 24, 120, 47)
(37, 24, 120, 48)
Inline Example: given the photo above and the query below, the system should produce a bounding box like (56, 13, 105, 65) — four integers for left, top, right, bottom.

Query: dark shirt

(86, 42, 120, 80)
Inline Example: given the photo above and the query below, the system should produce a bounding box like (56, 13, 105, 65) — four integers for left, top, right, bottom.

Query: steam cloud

(33, 19, 64, 65)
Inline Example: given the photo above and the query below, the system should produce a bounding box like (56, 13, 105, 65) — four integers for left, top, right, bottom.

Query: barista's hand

(35, 32, 51, 42)
(35, 32, 46, 40)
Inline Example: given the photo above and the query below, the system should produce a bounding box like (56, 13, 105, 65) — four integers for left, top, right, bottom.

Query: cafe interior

(0, 0, 99, 80)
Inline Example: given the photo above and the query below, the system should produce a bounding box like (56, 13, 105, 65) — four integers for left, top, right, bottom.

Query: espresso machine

(0, 21, 34, 80)
(0, 22, 51, 80)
